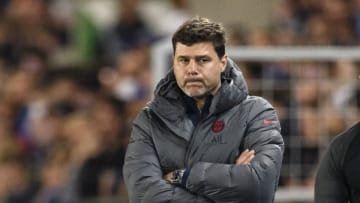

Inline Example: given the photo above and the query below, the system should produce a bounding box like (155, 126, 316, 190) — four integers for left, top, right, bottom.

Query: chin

(183, 87, 208, 98)
(187, 92, 207, 99)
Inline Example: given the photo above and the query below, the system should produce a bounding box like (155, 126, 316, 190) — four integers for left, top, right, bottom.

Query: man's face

(173, 42, 227, 100)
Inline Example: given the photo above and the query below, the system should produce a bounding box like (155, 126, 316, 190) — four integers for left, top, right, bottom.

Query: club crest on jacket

(212, 120, 225, 133)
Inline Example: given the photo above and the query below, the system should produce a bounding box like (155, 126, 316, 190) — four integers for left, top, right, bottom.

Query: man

(315, 121, 360, 203)
(123, 16, 284, 203)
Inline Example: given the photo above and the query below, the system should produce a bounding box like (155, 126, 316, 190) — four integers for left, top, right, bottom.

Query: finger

(242, 153, 255, 165)
(237, 149, 253, 163)
(236, 150, 255, 165)
(236, 149, 250, 164)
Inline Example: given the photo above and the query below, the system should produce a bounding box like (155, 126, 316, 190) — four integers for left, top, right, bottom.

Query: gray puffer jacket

(123, 59, 284, 203)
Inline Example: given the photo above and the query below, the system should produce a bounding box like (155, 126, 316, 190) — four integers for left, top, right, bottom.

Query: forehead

(174, 42, 216, 57)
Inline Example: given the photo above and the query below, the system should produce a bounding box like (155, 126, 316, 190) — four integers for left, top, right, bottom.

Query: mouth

(186, 81, 203, 85)
(185, 80, 204, 88)
(185, 78, 203, 85)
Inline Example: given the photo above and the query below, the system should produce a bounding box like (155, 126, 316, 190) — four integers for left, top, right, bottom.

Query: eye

(198, 57, 210, 64)
(178, 57, 189, 65)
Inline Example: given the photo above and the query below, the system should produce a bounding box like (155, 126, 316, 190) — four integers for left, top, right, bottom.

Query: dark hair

(172, 16, 226, 58)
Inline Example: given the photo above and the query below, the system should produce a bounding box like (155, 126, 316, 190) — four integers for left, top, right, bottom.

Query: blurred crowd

(0, 0, 359, 202)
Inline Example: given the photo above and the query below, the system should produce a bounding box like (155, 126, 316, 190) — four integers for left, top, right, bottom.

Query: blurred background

(0, 0, 359, 202)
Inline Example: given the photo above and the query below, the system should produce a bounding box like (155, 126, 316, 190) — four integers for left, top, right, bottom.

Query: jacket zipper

(184, 114, 211, 167)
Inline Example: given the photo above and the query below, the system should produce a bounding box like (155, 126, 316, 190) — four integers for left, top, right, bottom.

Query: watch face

(171, 170, 181, 184)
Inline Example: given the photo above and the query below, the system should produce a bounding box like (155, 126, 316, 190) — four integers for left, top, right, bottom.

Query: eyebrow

(195, 55, 210, 59)
(176, 55, 210, 59)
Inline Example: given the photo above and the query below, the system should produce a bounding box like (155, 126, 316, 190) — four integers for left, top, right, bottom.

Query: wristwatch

(170, 169, 185, 185)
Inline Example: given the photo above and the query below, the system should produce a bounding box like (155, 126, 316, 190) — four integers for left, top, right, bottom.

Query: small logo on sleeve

(212, 120, 225, 133)
(263, 119, 276, 125)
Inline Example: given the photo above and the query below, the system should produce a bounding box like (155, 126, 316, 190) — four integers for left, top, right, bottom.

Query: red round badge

(212, 121, 225, 133)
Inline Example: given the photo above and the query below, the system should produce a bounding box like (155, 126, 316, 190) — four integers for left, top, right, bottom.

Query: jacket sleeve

(314, 135, 349, 203)
(123, 110, 212, 203)
(185, 97, 284, 203)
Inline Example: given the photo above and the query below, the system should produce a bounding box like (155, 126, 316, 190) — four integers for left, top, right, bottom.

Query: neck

(194, 98, 206, 111)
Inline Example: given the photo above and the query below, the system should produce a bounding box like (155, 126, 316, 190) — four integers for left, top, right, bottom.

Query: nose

(186, 60, 198, 75)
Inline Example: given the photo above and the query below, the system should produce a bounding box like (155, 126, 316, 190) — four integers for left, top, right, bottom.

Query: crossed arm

(164, 149, 256, 182)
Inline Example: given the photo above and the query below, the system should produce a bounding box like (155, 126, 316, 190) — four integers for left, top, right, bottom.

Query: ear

(220, 55, 227, 72)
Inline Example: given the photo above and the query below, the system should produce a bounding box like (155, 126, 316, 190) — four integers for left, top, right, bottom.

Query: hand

(164, 171, 173, 182)
(236, 149, 255, 165)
